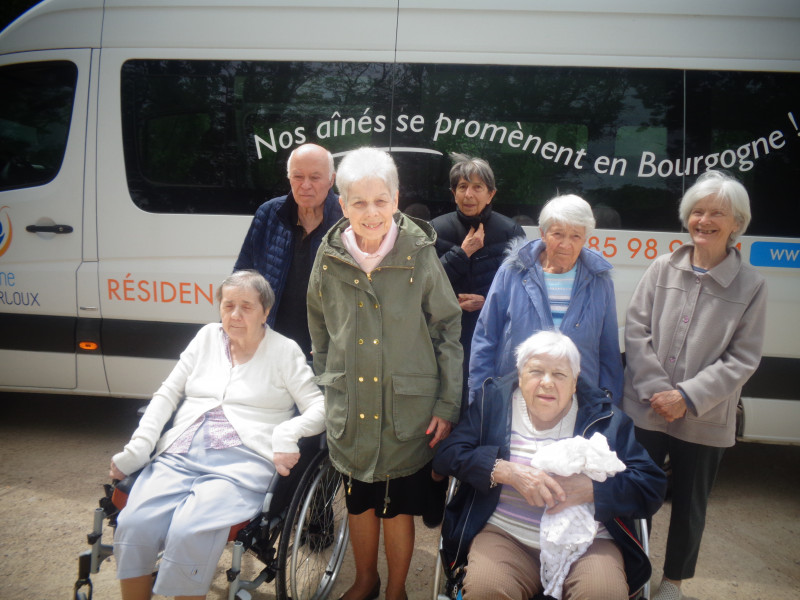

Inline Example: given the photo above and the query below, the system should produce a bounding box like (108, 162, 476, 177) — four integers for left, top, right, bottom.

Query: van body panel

(0, 0, 104, 54)
(740, 397, 800, 444)
(1, 1, 798, 443)
(103, 355, 177, 399)
(395, 1, 800, 70)
(0, 49, 93, 389)
(100, 0, 398, 52)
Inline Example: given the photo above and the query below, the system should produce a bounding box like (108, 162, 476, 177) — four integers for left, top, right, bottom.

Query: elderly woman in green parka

(307, 147, 462, 600)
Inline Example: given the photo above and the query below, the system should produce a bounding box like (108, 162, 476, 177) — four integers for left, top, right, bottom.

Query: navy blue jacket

(432, 208, 525, 299)
(432, 375, 667, 597)
(234, 189, 341, 327)
(432, 208, 524, 374)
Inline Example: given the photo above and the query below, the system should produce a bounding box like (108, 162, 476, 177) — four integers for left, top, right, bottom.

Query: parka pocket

(317, 371, 348, 440)
(392, 374, 439, 441)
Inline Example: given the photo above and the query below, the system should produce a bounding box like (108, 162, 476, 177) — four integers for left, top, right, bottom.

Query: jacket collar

(277, 188, 339, 229)
(455, 204, 493, 230)
(669, 243, 743, 288)
(323, 211, 436, 266)
(503, 238, 613, 276)
(574, 376, 614, 435)
(488, 372, 613, 441)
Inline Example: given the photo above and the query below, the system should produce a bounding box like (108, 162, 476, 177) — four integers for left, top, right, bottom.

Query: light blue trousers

(114, 424, 274, 597)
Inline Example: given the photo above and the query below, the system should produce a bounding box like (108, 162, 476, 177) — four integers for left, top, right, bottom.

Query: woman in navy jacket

(433, 331, 666, 599)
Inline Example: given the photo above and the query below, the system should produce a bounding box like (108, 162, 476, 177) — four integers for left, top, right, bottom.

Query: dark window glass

(121, 60, 799, 235)
(121, 60, 393, 214)
(392, 64, 684, 227)
(685, 71, 800, 238)
(0, 61, 77, 191)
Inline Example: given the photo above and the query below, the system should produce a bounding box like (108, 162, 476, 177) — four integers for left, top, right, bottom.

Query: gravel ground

(1, 393, 798, 600)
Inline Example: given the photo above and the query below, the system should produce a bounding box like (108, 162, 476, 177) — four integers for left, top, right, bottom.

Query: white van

(1, 0, 798, 443)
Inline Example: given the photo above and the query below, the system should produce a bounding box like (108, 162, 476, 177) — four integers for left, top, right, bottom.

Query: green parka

(307, 212, 463, 483)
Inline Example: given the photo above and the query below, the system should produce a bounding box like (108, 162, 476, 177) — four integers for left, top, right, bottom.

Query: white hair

(336, 147, 399, 203)
(515, 330, 581, 378)
(538, 194, 595, 237)
(678, 170, 751, 245)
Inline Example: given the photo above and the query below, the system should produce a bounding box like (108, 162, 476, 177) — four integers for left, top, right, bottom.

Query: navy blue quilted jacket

(234, 189, 342, 326)
(431, 208, 525, 299)
(431, 208, 524, 381)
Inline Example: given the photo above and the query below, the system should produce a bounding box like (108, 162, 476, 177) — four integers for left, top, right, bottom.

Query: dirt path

(1, 393, 798, 599)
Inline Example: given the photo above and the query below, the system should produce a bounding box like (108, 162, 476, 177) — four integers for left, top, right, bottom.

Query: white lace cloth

(529, 432, 626, 600)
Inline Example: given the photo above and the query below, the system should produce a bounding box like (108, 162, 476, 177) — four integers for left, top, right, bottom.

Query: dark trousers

(634, 427, 726, 581)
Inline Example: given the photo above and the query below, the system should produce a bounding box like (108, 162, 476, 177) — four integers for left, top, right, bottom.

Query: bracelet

(489, 458, 502, 488)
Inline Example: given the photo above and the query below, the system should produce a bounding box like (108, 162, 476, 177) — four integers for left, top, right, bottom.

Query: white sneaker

(652, 580, 682, 600)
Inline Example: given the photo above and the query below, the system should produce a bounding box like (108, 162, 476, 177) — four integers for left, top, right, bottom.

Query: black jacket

(431, 207, 524, 356)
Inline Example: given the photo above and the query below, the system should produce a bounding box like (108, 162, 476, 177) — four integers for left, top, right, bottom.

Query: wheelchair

(431, 479, 651, 600)
(73, 433, 349, 600)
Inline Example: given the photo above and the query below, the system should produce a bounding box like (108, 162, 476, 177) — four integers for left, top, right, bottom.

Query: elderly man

(235, 143, 342, 358)
(431, 153, 524, 413)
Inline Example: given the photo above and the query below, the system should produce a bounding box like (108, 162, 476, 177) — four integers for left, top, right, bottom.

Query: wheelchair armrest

(110, 469, 143, 511)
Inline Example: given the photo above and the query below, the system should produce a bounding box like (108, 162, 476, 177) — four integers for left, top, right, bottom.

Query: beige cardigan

(113, 324, 325, 477)
(622, 244, 767, 447)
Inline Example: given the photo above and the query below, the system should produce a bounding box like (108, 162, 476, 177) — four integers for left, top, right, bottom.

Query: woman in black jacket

(431, 153, 525, 414)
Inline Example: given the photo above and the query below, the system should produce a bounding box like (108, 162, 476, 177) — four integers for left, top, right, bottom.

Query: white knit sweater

(112, 324, 325, 477)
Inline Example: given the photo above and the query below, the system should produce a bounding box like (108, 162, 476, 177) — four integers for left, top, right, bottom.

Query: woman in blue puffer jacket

(468, 194, 623, 405)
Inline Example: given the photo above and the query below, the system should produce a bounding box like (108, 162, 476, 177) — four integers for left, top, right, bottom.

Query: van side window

(119, 60, 799, 237)
(120, 60, 393, 215)
(0, 61, 78, 191)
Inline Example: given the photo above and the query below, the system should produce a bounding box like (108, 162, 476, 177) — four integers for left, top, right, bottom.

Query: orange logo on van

(0, 207, 12, 258)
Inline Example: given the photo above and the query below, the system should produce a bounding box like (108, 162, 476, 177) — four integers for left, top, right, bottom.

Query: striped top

(486, 388, 578, 548)
(543, 265, 577, 329)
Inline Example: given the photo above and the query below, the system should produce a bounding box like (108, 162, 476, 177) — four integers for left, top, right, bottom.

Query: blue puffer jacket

(432, 375, 667, 597)
(469, 238, 623, 403)
(234, 190, 341, 326)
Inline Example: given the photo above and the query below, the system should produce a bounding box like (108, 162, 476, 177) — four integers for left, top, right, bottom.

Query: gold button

(374, 414, 379, 420)
(358, 376, 364, 382)
(373, 376, 379, 382)
(373, 339, 379, 345)
(358, 339, 364, 344)
(407, 255, 411, 260)
(322, 265, 328, 270)
(359, 413, 365, 419)
(374, 304, 379, 309)
(354, 278, 359, 284)
(358, 301, 364, 307)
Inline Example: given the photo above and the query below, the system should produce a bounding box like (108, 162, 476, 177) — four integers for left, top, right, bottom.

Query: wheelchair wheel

(276, 449, 349, 600)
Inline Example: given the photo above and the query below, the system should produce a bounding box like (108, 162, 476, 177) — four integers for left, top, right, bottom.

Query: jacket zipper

(581, 409, 613, 437)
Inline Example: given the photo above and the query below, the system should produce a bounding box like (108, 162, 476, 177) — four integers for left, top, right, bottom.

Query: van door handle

(26, 224, 74, 234)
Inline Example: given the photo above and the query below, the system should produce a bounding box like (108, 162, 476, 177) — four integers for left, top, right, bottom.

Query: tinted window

(685, 71, 800, 237)
(392, 64, 684, 225)
(121, 60, 799, 236)
(0, 61, 77, 191)
(121, 60, 393, 214)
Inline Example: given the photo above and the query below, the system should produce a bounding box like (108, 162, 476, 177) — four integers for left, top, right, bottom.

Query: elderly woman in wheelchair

(108, 270, 325, 600)
(432, 331, 667, 600)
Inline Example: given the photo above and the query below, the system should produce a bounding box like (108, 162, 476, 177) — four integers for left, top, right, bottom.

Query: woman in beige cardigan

(622, 170, 767, 600)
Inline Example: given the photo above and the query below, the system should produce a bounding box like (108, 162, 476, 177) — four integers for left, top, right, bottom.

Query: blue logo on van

(0, 206, 13, 258)
(750, 241, 800, 268)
